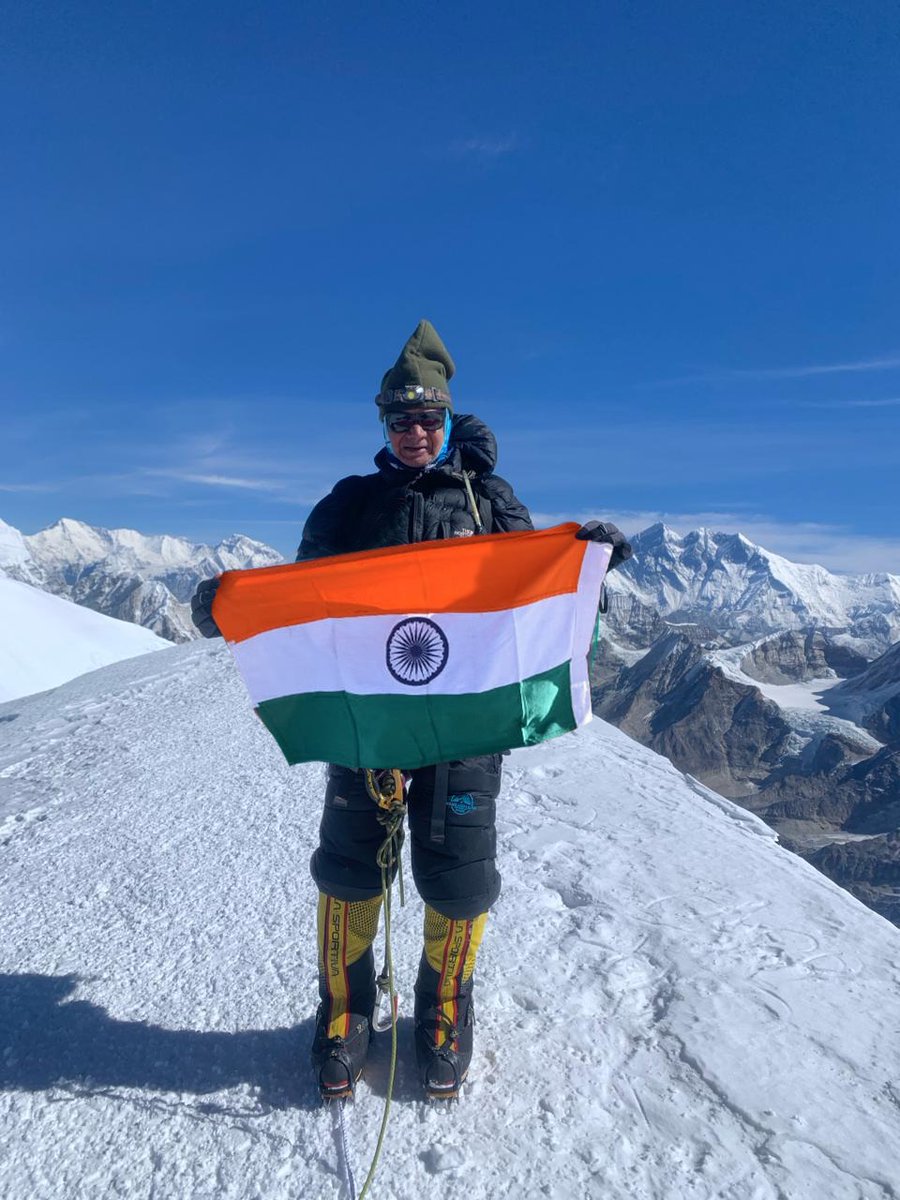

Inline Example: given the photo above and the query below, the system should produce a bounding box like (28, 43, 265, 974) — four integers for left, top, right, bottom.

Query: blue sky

(2, 0, 899, 572)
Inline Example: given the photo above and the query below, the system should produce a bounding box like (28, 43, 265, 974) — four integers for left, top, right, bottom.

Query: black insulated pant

(310, 755, 503, 920)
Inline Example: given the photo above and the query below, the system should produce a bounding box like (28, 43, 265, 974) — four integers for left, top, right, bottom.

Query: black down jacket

(296, 414, 533, 561)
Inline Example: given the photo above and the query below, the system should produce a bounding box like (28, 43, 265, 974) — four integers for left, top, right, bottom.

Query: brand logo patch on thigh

(448, 792, 475, 815)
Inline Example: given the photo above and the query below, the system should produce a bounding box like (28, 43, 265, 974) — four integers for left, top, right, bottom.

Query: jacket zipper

(455, 470, 485, 533)
(411, 489, 425, 542)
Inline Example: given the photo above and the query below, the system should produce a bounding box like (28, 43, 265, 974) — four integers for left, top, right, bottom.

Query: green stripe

(255, 662, 576, 769)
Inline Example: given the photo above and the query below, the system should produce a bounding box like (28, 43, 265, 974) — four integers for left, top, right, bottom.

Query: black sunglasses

(384, 410, 445, 433)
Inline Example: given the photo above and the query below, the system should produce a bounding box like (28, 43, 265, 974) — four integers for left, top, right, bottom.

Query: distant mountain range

(0, 517, 283, 642)
(610, 524, 900, 653)
(596, 524, 900, 924)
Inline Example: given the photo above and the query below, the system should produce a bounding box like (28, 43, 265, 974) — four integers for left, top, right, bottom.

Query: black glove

(575, 521, 633, 571)
(191, 576, 223, 639)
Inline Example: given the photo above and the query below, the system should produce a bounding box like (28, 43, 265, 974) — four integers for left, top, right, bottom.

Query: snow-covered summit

(1, 643, 899, 1198)
(612, 523, 900, 648)
(0, 575, 168, 703)
(0, 517, 39, 583)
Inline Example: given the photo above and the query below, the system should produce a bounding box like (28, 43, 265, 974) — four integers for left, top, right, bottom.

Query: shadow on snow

(0, 973, 321, 1111)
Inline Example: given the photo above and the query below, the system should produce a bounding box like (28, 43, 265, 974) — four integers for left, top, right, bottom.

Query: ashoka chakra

(386, 617, 449, 686)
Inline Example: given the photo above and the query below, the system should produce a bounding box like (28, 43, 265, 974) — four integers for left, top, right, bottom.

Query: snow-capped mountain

(0, 518, 40, 585)
(1, 518, 283, 643)
(23, 518, 282, 594)
(610, 523, 900, 652)
(2, 643, 899, 1199)
(0, 574, 168, 703)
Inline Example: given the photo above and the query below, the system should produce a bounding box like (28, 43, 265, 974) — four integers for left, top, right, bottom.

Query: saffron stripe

(214, 523, 585, 643)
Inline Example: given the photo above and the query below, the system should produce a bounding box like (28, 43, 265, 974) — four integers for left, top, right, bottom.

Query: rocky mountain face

(596, 525, 900, 925)
(0, 518, 283, 642)
(739, 630, 869, 684)
(804, 835, 900, 926)
(760, 741, 900, 835)
(827, 639, 900, 743)
(594, 629, 792, 797)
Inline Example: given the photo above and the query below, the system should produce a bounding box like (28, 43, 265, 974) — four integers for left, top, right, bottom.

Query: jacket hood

(374, 413, 497, 477)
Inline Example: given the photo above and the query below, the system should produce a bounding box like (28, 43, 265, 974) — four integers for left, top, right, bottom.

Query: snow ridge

(2, 645, 899, 1199)
(0, 575, 168, 703)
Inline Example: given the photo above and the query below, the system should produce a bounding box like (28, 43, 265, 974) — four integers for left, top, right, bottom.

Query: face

(385, 409, 446, 469)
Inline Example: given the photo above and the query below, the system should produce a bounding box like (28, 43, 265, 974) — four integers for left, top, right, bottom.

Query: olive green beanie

(376, 319, 455, 413)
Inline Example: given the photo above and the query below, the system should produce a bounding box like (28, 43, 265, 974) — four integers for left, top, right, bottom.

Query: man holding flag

(191, 320, 632, 1101)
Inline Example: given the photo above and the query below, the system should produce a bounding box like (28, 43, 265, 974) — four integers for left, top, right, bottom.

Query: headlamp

(378, 385, 451, 410)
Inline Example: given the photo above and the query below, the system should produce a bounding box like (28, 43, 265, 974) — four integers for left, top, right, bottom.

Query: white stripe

(231, 592, 581, 705)
(569, 540, 612, 726)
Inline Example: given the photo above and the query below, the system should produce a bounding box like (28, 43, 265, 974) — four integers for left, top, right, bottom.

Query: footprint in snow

(420, 1144, 467, 1174)
(527, 764, 565, 780)
(549, 880, 595, 909)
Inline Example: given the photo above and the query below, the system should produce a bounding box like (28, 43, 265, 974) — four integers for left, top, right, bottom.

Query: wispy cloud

(802, 396, 900, 409)
(141, 469, 285, 493)
(647, 354, 900, 388)
(107, 421, 377, 504)
(732, 355, 900, 380)
(9, 421, 372, 509)
(0, 481, 60, 493)
(448, 134, 520, 161)
(529, 508, 900, 575)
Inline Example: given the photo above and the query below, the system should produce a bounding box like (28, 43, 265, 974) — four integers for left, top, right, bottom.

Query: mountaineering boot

(414, 907, 488, 1100)
(311, 1006, 371, 1101)
(314, 893, 383, 1101)
(415, 986, 474, 1099)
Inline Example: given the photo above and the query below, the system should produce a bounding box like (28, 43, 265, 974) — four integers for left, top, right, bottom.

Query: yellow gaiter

(421, 905, 488, 1047)
(316, 892, 383, 1040)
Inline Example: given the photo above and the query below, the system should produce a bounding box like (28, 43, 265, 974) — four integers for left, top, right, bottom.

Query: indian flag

(214, 523, 611, 769)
